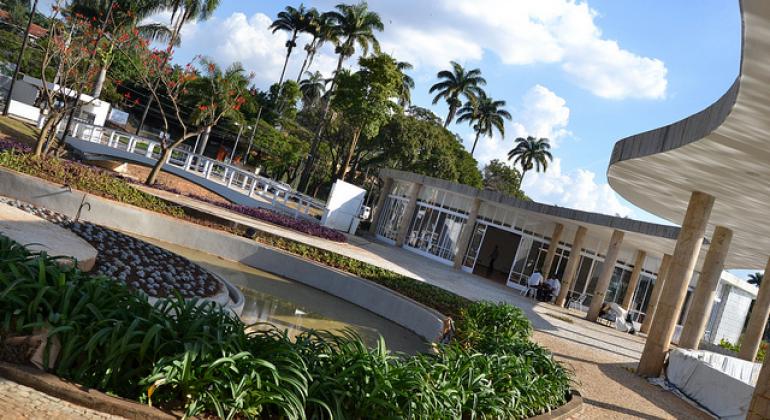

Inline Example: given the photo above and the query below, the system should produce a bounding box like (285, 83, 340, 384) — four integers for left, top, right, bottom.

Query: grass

(0, 236, 572, 419)
(0, 116, 38, 145)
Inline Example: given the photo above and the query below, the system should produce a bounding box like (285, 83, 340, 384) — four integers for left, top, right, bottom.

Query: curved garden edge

(0, 167, 444, 342)
(0, 360, 584, 420)
(0, 362, 177, 420)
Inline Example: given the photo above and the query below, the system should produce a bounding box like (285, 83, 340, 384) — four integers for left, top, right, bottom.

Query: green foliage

(0, 150, 183, 217)
(483, 159, 528, 200)
(249, 119, 308, 180)
(455, 301, 533, 353)
(718, 338, 767, 362)
(0, 236, 571, 419)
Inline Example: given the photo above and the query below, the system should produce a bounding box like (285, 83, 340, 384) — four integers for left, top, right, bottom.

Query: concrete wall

(0, 168, 444, 342)
(713, 285, 754, 344)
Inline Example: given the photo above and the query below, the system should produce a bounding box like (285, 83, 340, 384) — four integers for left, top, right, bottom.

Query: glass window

(376, 197, 407, 241)
(405, 203, 467, 262)
(462, 223, 487, 268)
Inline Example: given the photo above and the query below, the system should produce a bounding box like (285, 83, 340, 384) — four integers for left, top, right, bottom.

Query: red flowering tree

(122, 30, 251, 185)
(34, 4, 126, 156)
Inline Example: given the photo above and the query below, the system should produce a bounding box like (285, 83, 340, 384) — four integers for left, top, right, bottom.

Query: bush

(719, 338, 767, 362)
(455, 301, 533, 353)
(0, 236, 571, 419)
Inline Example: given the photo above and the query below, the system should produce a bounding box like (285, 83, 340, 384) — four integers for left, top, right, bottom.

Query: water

(132, 235, 429, 354)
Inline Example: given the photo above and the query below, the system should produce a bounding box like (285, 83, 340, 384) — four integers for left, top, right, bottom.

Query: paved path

(0, 377, 120, 419)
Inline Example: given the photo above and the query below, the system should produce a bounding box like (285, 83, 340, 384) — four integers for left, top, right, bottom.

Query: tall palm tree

(299, 70, 326, 109)
(749, 272, 764, 286)
(507, 136, 553, 185)
(456, 92, 511, 156)
(429, 61, 486, 128)
(298, 1, 383, 192)
(395, 60, 414, 108)
(295, 9, 336, 82)
(270, 4, 311, 93)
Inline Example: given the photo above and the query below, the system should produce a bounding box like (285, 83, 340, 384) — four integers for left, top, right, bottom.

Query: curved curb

(0, 362, 177, 419)
(530, 391, 583, 420)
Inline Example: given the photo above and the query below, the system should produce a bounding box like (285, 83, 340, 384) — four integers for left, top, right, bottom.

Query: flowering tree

(122, 31, 251, 185)
(33, 3, 120, 156)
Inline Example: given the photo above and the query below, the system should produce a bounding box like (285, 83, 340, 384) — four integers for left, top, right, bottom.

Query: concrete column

(679, 226, 733, 350)
(555, 226, 588, 307)
(740, 255, 770, 361)
(749, 349, 770, 419)
(452, 198, 482, 269)
(637, 191, 714, 377)
(587, 229, 625, 321)
(541, 223, 565, 277)
(640, 254, 672, 334)
(368, 177, 394, 234)
(395, 183, 422, 247)
(622, 250, 647, 310)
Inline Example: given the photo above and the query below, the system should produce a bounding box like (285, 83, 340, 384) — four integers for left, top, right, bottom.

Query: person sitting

(546, 276, 561, 302)
(523, 270, 543, 298)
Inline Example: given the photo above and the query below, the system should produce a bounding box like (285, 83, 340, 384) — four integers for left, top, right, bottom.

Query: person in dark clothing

(487, 245, 499, 277)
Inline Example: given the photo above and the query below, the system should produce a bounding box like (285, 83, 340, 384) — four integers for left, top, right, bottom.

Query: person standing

(547, 276, 561, 302)
(525, 270, 543, 298)
(487, 245, 499, 277)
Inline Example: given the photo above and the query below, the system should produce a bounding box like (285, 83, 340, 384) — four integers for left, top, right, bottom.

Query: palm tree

(507, 136, 553, 185)
(395, 60, 414, 108)
(456, 92, 511, 156)
(270, 4, 311, 94)
(295, 9, 337, 82)
(749, 272, 764, 286)
(298, 1, 384, 192)
(299, 70, 326, 109)
(429, 61, 486, 128)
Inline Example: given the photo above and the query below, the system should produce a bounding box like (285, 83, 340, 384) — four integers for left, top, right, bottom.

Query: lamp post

(244, 121, 258, 165)
(229, 123, 244, 163)
(3, 0, 40, 116)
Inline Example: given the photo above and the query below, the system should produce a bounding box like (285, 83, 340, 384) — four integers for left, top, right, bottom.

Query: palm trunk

(519, 169, 527, 190)
(297, 52, 346, 192)
(338, 127, 362, 180)
(470, 131, 481, 156)
(145, 147, 173, 185)
(276, 31, 297, 96)
(296, 38, 317, 82)
(92, 65, 108, 98)
(443, 103, 457, 128)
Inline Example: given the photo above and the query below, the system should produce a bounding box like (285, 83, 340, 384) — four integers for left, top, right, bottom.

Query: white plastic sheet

(666, 349, 761, 419)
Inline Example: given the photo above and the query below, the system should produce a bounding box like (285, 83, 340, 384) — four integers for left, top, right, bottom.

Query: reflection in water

(130, 234, 428, 354)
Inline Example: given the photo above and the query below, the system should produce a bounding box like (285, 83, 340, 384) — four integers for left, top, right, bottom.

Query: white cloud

(469, 84, 570, 165)
(522, 158, 634, 217)
(371, 0, 667, 100)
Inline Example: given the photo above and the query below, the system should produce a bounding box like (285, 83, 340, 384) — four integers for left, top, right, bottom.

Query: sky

(151, 0, 741, 226)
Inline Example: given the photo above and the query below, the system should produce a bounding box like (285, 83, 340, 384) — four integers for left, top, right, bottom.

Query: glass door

(462, 223, 487, 271)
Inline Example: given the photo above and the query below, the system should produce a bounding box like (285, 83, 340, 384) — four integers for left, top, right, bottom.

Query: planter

(531, 391, 584, 420)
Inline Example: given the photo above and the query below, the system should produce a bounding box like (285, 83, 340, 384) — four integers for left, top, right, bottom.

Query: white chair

(567, 294, 588, 311)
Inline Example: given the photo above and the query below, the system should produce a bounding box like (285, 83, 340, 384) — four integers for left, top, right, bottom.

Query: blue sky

(160, 0, 741, 226)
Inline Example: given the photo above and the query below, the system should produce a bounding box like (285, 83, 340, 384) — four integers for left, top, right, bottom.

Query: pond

(134, 235, 430, 355)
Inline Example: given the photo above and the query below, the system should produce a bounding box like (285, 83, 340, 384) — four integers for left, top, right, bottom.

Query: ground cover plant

(0, 236, 571, 419)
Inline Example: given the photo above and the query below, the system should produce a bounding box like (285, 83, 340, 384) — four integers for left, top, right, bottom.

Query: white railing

(60, 122, 326, 219)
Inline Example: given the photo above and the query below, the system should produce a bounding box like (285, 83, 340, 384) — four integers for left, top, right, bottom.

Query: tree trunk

(519, 169, 528, 190)
(470, 131, 481, 156)
(338, 127, 362, 180)
(92, 65, 108, 98)
(34, 114, 59, 156)
(443, 103, 457, 128)
(196, 125, 212, 155)
(298, 52, 346, 192)
(145, 147, 172, 185)
(276, 32, 297, 97)
(296, 39, 316, 83)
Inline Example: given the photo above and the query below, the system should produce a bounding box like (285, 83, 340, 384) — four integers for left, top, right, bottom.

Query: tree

(395, 60, 414, 108)
(295, 8, 336, 82)
(270, 4, 311, 97)
(749, 272, 764, 286)
(482, 159, 528, 200)
(123, 33, 250, 184)
(429, 61, 486, 128)
(456, 91, 511, 156)
(332, 53, 401, 180)
(69, 0, 174, 98)
(297, 0, 383, 192)
(299, 70, 326, 109)
(507, 136, 553, 185)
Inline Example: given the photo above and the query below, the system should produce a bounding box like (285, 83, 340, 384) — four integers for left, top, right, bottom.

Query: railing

(60, 122, 326, 219)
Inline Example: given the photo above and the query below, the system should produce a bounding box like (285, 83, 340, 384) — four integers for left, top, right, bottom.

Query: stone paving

(0, 377, 119, 419)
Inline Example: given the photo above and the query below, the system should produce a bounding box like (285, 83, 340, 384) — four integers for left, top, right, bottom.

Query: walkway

(0, 377, 119, 419)
(140, 190, 710, 418)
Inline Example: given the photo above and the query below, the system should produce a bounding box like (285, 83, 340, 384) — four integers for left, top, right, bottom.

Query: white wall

(712, 285, 754, 344)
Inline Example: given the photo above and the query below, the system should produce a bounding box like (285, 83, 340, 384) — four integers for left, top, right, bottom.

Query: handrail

(58, 122, 326, 220)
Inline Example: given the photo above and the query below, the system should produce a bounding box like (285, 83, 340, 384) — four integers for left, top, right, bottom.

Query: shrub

(455, 301, 533, 353)
(719, 338, 767, 362)
(0, 236, 571, 419)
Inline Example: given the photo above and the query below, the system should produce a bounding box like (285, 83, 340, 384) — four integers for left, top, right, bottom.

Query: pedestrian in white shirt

(547, 277, 561, 301)
(523, 270, 543, 298)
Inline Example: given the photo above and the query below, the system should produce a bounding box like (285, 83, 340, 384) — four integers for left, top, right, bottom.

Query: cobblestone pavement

(0, 377, 121, 419)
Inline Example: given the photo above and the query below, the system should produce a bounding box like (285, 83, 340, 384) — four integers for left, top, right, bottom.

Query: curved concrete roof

(607, 0, 768, 269)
